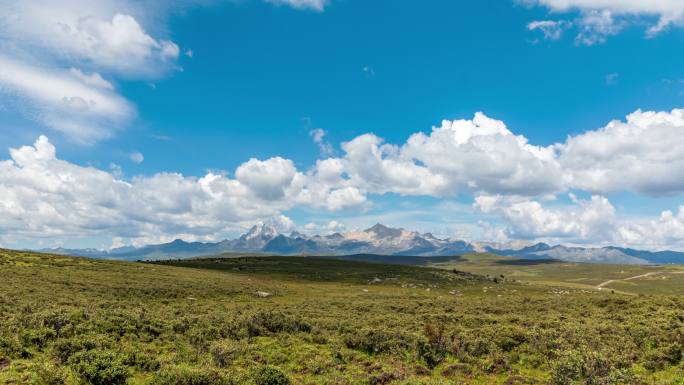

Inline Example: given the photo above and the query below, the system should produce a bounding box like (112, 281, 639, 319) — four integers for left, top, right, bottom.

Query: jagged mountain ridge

(36, 223, 684, 264)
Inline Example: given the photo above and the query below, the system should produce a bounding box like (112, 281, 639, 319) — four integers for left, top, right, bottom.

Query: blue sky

(2, 0, 684, 250)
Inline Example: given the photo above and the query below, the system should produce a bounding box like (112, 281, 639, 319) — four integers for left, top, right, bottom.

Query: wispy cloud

(309, 128, 334, 156)
(527, 20, 571, 41)
(526, 0, 684, 44)
(264, 0, 328, 12)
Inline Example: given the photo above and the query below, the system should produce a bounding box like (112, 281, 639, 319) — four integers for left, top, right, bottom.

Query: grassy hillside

(1, 249, 683, 384)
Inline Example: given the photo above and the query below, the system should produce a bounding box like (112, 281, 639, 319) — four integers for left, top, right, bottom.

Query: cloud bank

(2, 107, 684, 249)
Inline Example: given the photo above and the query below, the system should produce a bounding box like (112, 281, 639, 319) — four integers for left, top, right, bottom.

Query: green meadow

(1, 249, 683, 384)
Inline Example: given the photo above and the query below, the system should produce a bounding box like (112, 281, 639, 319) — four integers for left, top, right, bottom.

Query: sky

(1, 0, 684, 250)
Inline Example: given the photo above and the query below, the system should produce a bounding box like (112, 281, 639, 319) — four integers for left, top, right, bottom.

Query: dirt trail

(596, 272, 660, 290)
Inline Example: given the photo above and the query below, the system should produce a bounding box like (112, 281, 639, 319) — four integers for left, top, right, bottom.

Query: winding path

(596, 272, 660, 290)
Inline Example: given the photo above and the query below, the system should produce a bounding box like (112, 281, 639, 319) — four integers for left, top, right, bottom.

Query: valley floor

(0, 250, 683, 384)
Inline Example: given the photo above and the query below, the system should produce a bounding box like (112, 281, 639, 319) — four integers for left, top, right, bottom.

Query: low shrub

(51, 334, 108, 363)
(28, 361, 68, 385)
(21, 327, 56, 348)
(251, 365, 291, 385)
(343, 329, 413, 355)
(209, 339, 244, 368)
(0, 335, 30, 359)
(643, 343, 682, 371)
(70, 349, 130, 385)
(150, 365, 236, 385)
(244, 311, 311, 337)
(551, 350, 585, 385)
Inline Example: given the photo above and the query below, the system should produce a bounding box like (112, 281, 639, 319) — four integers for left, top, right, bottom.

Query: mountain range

(37, 223, 684, 265)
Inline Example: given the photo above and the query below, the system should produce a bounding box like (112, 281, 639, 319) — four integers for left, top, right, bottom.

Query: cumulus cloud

(335, 108, 684, 199)
(295, 158, 369, 211)
(337, 113, 563, 197)
(527, 0, 684, 42)
(476, 193, 684, 250)
(235, 157, 299, 200)
(559, 108, 684, 196)
(5, 106, 684, 248)
(0, 136, 370, 246)
(475, 193, 617, 243)
(618, 207, 684, 250)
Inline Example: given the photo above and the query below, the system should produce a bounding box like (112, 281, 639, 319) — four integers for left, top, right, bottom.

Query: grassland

(1, 249, 683, 384)
(428, 254, 684, 296)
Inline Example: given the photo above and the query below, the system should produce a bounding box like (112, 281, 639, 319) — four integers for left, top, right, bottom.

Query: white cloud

(338, 113, 563, 197)
(309, 128, 334, 156)
(574, 9, 620, 45)
(0, 0, 181, 143)
(262, 214, 296, 234)
(326, 220, 346, 233)
(265, 0, 328, 11)
(300, 220, 346, 235)
(0, 57, 134, 144)
(0, 136, 363, 246)
(475, 193, 617, 243)
(0, 0, 327, 143)
(476, 193, 684, 250)
(618, 207, 684, 250)
(295, 158, 369, 211)
(4, 106, 684, 248)
(129, 152, 144, 164)
(0, 2, 180, 76)
(235, 157, 299, 200)
(528, 0, 684, 40)
(527, 20, 571, 40)
(340, 133, 450, 196)
(559, 108, 684, 196)
(69, 69, 115, 90)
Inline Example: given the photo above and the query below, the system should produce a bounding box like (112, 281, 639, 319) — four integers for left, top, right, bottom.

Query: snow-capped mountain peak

(243, 223, 278, 240)
(36, 222, 684, 264)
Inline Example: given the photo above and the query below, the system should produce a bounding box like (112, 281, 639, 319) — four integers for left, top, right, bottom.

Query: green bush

(343, 329, 413, 355)
(21, 327, 57, 348)
(418, 324, 449, 368)
(28, 361, 67, 385)
(70, 349, 130, 385)
(209, 339, 244, 368)
(643, 343, 682, 371)
(244, 311, 311, 337)
(123, 350, 160, 372)
(551, 350, 585, 385)
(51, 335, 108, 363)
(150, 365, 235, 385)
(251, 366, 291, 385)
(0, 335, 30, 358)
(39, 309, 75, 337)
